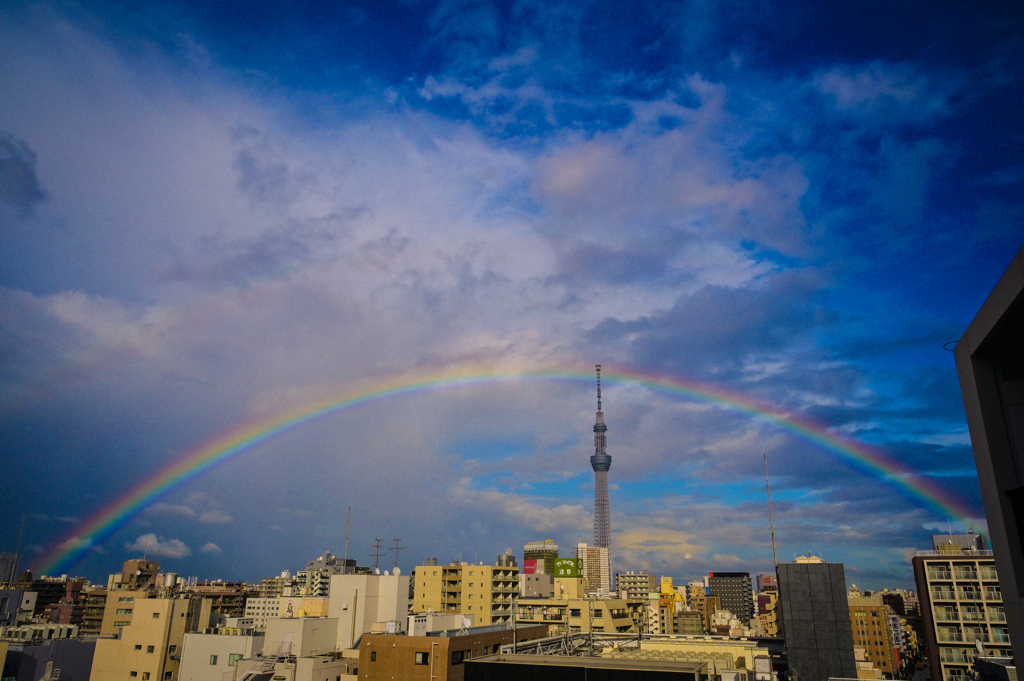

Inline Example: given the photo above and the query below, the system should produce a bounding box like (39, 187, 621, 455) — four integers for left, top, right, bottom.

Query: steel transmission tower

(590, 365, 612, 549)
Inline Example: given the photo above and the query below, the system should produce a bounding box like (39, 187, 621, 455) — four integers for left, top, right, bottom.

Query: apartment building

(912, 543, 1012, 681)
(412, 556, 518, 625)
(615, 571, 657, 599)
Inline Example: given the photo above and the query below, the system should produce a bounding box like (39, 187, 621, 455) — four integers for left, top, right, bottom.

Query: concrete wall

(954, 243, 1024, 659)
(178, 633, 264, 681)
(327, 574, 408, 650)
(264, 618, 338, 657)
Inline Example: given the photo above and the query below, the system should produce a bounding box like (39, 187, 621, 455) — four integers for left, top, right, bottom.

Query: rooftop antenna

(370, 538, 384, 572)
(764, 454, 778, 567)
(391, 538, 406, 569)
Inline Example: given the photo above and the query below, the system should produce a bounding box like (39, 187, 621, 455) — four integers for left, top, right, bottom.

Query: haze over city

(1, 0, 1022, 591)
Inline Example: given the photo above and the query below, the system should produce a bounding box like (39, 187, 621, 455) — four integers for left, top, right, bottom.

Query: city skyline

(2, 0, 1023, 590)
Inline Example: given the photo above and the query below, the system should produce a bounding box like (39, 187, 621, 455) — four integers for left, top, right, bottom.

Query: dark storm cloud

(587, 275, 822, 378)
(0, 133, 46, 213)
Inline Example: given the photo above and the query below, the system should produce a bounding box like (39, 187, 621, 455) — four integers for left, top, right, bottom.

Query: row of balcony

(935, 609, 1005, 622)
(931, 588, 1001, 602)
(938, 632, 990, 643)
(927, 567, 999, 581)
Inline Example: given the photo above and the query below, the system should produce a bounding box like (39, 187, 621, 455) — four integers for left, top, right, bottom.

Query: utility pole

(370, 538, 384, 572)
(391, 538, 406, 569)
(11, 516, 26, 582)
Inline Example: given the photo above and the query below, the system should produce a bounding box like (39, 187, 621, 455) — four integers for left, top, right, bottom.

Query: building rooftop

(913, 550, 994, 557)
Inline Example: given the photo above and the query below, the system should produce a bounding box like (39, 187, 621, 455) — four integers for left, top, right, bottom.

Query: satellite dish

(375, 568, 380, 575)
(393, 567, 401, 576)
(136, 570, 142, 575)
(462, 618, 472, 628)
(384, 570, 390, 576)
(976, 639, 985, 656)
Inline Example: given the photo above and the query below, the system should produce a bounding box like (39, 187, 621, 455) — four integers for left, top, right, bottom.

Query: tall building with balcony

(411, 555, 519, 624)
(912, 538, 1011, 681)
(615, 571, 657, 599)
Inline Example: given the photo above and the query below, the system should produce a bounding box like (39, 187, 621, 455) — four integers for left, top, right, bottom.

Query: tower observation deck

(591, 365, 611, 549)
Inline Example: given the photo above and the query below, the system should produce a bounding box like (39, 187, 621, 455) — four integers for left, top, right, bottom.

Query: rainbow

(38, 365, 976, 575)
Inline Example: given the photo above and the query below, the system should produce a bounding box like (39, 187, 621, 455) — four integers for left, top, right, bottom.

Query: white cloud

(124, 533, 191, 559)
(200, 543, 222, 554)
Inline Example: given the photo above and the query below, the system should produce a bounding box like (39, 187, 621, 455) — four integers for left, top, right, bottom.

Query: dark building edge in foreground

(954, 243, 1024, 661)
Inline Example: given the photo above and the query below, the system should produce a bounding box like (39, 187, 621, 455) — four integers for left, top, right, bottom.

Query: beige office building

(848, 595, 899, 676)
(91, 597, 211, 681)
(412, 557, 518, 625)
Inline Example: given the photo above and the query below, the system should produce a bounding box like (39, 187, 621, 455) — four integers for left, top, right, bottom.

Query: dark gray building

(0, 552, 18, 585)
(707, 571, 754, 625)
(0, 589, 24, 626)
(1, 638, 97, 681)
(954, 243, 1024, 660)
(776, 558, 857, 681)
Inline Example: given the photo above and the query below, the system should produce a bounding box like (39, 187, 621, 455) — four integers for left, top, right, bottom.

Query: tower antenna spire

(590, 364, 612, 555)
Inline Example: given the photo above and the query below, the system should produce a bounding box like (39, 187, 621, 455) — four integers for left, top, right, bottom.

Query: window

(164, 674, 171, 680)
(370, 652, 376, 662)
(142, 674, 150, 681)
(468, 606, 473, 611)
(116, 609, 133, 614)
(451, 650, 469, 665)
(414, 652, 429, 665)
(229, 654, 242, 666)
(114, 621, 130, 628)
(130, 673, 137, 678)
(135, 645, 142, 651)
(147, 646, 154, 653)
(210, 655, 218, 665)
(152, 612, 160, 619)
(169, 646, 177, 655)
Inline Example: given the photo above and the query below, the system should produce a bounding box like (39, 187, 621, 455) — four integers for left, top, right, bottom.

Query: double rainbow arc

(38, 366, 974, 575)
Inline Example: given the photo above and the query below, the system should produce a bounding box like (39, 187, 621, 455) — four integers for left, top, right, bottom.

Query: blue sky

(1, 0, 1022, 590)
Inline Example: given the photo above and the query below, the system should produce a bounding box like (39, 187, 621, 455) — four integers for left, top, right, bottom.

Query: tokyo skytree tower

(590, 365, 612, 549)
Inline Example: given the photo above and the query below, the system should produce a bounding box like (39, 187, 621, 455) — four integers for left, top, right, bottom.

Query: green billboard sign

(553, 558, 581, 577)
